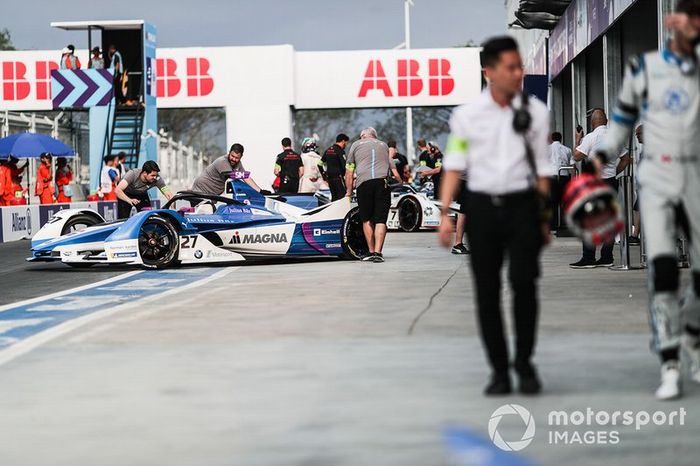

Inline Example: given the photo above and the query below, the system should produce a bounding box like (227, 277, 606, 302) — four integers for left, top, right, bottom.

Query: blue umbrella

(0, 132, 75, 158)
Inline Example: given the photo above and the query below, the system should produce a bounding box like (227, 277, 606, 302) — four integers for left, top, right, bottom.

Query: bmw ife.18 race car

(28, 179, 369, 269)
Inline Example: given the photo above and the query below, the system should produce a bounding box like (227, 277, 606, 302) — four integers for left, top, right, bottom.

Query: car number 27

(180, 235, 199, 249)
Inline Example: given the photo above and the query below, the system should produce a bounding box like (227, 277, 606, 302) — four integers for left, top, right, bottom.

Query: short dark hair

(103, 154, 115, 163)
(551, 132, 563, 142)
(416, 138, 427, 147)
(676, 0, 700, 15)
(141, 160, 160, 174)
(335, 133, 349, 143)
(229, 143, 244, 154)
(118, 151, 127, 160)
(480, 36, 519, 68)
(387, 140, 397, 148)
(281, 137, 292, 147)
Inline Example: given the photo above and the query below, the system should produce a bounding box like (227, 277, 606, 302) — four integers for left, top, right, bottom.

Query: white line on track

(0, 267, 238, 367)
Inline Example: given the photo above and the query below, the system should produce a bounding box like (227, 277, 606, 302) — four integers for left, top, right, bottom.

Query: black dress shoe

(514, 362, 542, 395)
(484, 374, 512, 396)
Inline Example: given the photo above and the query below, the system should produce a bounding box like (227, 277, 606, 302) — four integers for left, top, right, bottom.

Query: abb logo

(156, 57, 214, 98)
(358, 58, 454, 98)
(2, 61, 59, 100)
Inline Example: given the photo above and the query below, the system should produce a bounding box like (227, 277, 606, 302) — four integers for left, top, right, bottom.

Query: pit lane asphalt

(0, 233, 698, 466)
(0, 240, 129, 306)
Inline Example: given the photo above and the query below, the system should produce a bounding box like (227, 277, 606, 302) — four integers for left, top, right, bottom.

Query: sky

(3, 0, 506, 51)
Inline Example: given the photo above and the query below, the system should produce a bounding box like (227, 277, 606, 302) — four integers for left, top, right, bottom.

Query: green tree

(0, 28, 15, 50)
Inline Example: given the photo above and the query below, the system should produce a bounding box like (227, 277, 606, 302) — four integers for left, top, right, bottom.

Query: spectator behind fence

(55, 157, 73, 203)
(100, 155, 120, 201)
(115, 161, 173, 219)
(116, 152, 127, 178)
(569, 109, 631, 269)
(89, 47, 104, 69)
(344, 127, 402, 263)
(3, 157, 26, 205)
(108, 45, 125, 104)
(60, 44, 81, 70)
(36, 153, 55, 204)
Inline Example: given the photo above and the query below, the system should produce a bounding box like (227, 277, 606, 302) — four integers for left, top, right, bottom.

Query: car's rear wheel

(138, 216, 179, 268)
(61, 214, 100, 235)
(398, 196, 422, 232)
(340, 207, 368, 260)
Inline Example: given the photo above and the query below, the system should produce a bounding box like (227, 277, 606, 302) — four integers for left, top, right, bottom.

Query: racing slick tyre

(340, 206, 369, 260)
(397, 196, 422, 232)
(138, 215, 179, 269)
(61, 214, 100, 235)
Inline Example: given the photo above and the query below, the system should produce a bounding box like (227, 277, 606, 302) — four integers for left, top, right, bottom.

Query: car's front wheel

(61, 214, 100, 235)
(340, 207, 368, 260)
(398, 196, 422, 232)
(138, 216, 179, 268)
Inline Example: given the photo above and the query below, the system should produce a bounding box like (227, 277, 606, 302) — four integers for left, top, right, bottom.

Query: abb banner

(1, 46, 480, 111)
(294, 48, 482, 109)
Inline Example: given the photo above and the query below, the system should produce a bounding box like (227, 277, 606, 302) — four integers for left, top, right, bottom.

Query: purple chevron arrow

(96, 70, 114, 105)
(51, 71, 74, 109)
(73, 70, 99, 107)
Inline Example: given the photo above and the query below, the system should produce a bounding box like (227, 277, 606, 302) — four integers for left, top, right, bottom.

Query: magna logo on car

(229, 231, 288, 244)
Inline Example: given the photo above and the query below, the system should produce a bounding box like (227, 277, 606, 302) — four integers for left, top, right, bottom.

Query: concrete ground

(0, 233, 698, 466)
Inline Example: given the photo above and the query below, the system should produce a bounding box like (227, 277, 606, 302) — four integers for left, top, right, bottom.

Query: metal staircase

(106, 105, 144, 170)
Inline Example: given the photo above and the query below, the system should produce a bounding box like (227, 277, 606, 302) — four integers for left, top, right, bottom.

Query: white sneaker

(681, 333, 700, 384)
(655, 361, 682, 400)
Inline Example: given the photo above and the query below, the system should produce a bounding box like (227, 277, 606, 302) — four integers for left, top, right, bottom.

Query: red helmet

(562, 174, 624, 246)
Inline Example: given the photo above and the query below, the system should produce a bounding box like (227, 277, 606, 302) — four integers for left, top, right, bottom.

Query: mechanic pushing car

(192, 143, 265, 196)
(115, 161, 174, 219)
(596, 2, 700, 400)
(345, 127, 402, 263)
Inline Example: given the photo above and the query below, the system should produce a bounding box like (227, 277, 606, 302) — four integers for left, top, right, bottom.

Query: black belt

(468, 189, 536, 207)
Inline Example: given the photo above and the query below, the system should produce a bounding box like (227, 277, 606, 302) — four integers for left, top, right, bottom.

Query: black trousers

(278, 177, 299, 194)
(117, 192, 150, 219)
(465, 190, 543, 375)
(582, 177, 618, 262)
(327, 176, 346, 201)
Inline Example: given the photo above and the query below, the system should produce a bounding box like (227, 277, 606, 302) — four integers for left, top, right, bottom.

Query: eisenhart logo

(488, 404, 536, 451)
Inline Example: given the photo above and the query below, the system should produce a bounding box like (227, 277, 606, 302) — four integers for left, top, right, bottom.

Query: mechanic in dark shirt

(274, 137, 304, 194)
(319, 133, 350, 200)
(417, 138, 443, 199)
(387, 140, 409, 182)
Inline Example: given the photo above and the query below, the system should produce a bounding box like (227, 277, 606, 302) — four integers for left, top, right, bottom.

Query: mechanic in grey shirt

(115, 161, 173, 219)
(191, 143, 263, 195)
(344, 127, 402, 263)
